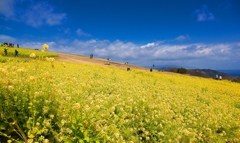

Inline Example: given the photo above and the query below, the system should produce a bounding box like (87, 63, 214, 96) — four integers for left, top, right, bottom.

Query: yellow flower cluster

(42, 44, 49, 50)
(1, 59, 240, 142)
(29, 53, 36, 58)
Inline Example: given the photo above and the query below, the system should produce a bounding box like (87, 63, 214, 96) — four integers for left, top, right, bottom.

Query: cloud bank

(12, 37, 239, 69)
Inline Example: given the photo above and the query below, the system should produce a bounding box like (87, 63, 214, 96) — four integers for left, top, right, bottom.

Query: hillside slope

(54, 52, 148, 70)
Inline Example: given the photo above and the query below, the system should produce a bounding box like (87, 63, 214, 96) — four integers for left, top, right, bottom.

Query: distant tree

(178, 68, 187, 74)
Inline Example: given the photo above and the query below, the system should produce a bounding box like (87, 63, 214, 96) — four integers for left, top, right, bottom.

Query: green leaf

(0, 121, 8, 130)
(71, 124, 76, 130)
(84, 131, 90, 142)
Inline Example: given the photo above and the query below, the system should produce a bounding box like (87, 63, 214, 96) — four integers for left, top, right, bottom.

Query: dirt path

(54, 52, 149, 70)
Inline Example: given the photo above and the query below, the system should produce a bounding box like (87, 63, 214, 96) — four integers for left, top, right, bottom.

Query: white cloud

(0, 34, 16, 43)
(0, 0, 15, 18)
(194, 5, 215, 21)
(175, 35, 190, 41)
(23, 2, 66, 27)
(76, 29, 91, 37)
(51, 40, 238, 68)
(140, 42, 155, 49)
(11, 38, 240, 69)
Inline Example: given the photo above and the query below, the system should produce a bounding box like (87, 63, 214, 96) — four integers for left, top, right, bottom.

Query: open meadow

(0, 46, 240, 143)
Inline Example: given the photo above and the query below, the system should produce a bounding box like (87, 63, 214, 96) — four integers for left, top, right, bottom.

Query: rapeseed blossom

(42, 44, 49, 50)
(1, 58, 240, 142)
(72, 103, 80, 110)
(29, 53, 36, 58)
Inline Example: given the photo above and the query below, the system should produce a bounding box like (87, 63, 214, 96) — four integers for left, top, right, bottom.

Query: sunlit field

(0, 46, 58, 58)
(0, 47, 240, 143)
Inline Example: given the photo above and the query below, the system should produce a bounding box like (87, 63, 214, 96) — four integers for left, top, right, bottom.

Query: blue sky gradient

(0, 0, 240, 69)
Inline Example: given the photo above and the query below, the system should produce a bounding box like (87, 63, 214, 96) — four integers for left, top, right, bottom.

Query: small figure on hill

(4, 48, 8, 55)
(219, 76, 222, 80)
(15, 49, 19, 57)
(215, 74, 218, 80)
(153, 64, 154, 69)
(107, 58, 111, 65)
(127, 67, 130, 71)
(90, 54, 93, 59)
(17, 44, 19, 48)
(150, 68, 153, 72)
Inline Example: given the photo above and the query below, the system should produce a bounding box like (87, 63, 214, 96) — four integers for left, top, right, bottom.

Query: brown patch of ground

(54, 52, 150, 71)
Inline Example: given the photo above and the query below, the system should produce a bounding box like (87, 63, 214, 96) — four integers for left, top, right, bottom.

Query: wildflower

(43, 139, 49, 143)
(30, 53, 36, 58)
(72, 103, 80, 110)
(29, 76, 36, 81)
(49, 114, 54, 119)
(158, 132, 165, 136)
(43, 106, 49, 114)
(114, 133, 120, 138)
(42, 44, 49, 50)
(146, 136, 150, 140)
(43, 119, 51, 127)
(50, 58, 55, 62)
(66, 128, 72, 134)
(61, 119, 66, 126)
(7, 85, 14, 91)
(66, 96, 71, 101)
(38, 135, 44, 141)
(44, 129, 49, 134)
(46, 57, 55, 62)
(34, 92, 40, 96)
(28, 131, 35, 139)
(27, 139, 33, 143)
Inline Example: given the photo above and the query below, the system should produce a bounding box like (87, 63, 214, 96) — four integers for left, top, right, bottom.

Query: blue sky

(0, 0, 240, 69)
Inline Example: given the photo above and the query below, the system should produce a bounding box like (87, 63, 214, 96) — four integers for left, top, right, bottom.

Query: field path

(54, 52, 149, 70)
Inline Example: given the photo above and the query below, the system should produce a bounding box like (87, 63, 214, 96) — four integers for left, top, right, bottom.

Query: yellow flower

(7, 86, 14, 91)
(72, 103, 80, 110)
(43, 139, 49, 143)
(30, 53, 36, 58)
(43, 44, 49, 50)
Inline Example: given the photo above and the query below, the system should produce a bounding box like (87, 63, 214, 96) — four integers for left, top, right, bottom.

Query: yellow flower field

(0, 56, 240, 142)
(0, 46, 57, 58)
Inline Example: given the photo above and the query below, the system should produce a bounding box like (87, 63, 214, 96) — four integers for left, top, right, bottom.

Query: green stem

(0, 131, 21, 143)
(14, 121, 28, 143)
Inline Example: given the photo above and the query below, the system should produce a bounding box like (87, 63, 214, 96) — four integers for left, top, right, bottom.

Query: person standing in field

(219, 76, 222, 80)
(107, 58, 111, 65)
(15, 49, 19, 57)
(90, 54, 93, 59)
(4, 48, 8, 55)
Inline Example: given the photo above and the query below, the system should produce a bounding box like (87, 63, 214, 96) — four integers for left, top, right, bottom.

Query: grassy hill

(160, 67, 240, 83)
(1, 47, 240, 142)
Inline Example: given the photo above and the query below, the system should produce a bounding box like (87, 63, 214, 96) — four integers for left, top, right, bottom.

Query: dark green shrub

(178, 68, 187, 74)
